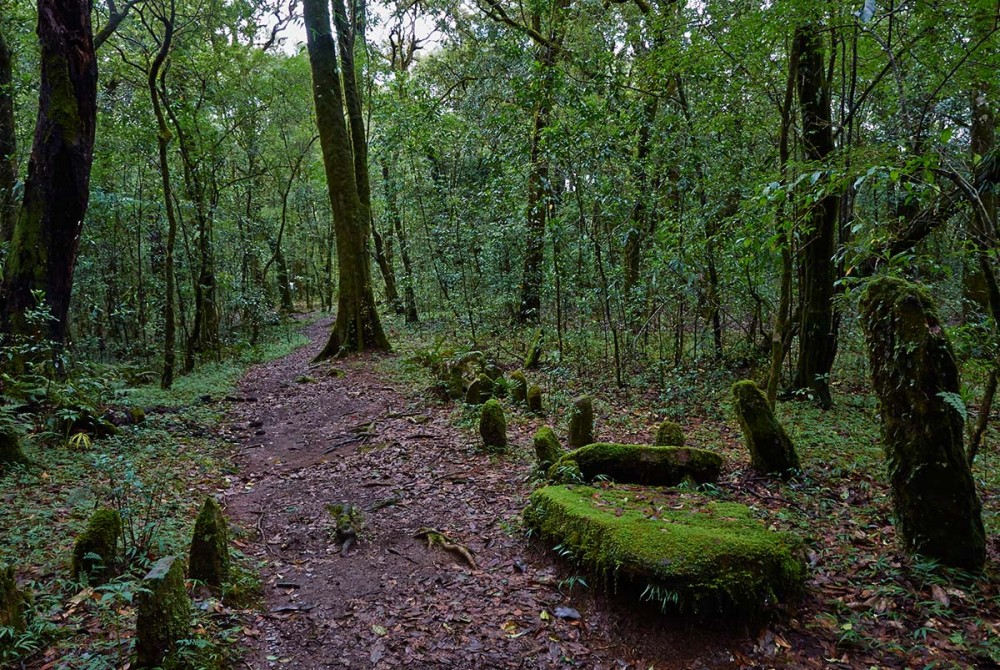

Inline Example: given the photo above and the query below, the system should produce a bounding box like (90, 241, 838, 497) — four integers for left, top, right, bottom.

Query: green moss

(0, 428, 27, 470)
(524, 485, 805, 617)
(479, 399, 507, 453)
(533, 425, 563, 470)
(568, 395, 594, 448)
(0, 564, 27, 640)
(128, 407, 147, 424)
(732, 380, 799, 479)
(135, 556, 191, 669)
(189, 497, 230, 589)
(654, 420, 685, 446)
(527, 385, 543, 413)
(548, 443, 722, 486)
(72, 508, 122, 584)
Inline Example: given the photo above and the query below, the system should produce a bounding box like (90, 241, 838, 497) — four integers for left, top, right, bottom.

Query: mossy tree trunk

(860, 277, 985, 572)
(791, 25, 839, 408)
(0, 0, 97, 344)
(0, 27, 15, 246)
(383, 160, 418, 322)
(304, 0, 390, 359)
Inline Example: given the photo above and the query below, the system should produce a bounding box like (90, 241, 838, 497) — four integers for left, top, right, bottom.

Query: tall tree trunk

(791, 25, 839, 408)
(0, 27, 16, 245)
(382, 161, 417, 322)
(148, 9, 178, 388)
(0, 0, 97, 345)
(304, 0, 389, 359)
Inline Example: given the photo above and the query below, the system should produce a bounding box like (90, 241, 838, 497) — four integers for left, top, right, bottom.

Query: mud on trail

(223, 319, 743, 669)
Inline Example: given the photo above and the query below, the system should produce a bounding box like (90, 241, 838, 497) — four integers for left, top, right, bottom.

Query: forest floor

(222, 317, 1000, 669)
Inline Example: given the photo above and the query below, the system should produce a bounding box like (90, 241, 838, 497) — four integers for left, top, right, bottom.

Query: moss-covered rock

(548, 443, 722, 486)
(510, 371, 528, 405)
(135, 556, 191, 669)
(0, 564, 27, 642)
(654, 420, 685, 446)
(524, 485, 805, 617)
(72, 508, 122, 584)
(732, 380, 799, 479)
(465, 377, 484, 405)
(568, 395, 594, 448)
(524, 330, 543, 369)
(533, 425, 563, 470)
(128, 407, 147, 424)
(483, 362, 503, 381)
(189, 497, 230, 589)
(860, 277, 985, 572)
(446, 365, 465, 400)
(0, 428, 27, 470)
(476, 374, 494, 403)
(479, 399, 507, 453)
(526, 385, 543, 413)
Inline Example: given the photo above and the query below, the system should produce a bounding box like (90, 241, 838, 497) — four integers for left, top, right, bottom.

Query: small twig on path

(322, 436, 363, 454)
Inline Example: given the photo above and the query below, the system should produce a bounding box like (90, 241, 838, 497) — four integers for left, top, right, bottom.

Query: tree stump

(189, 497, 230, 589)
(568, 396, 594, 448)
(135, 556, 190, 669)
(479, 400, 507, 453)
(732, 380, 799, 478)
(860, 277, 985, 571)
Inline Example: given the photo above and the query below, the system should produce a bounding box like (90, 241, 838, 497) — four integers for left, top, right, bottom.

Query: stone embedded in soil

(524, 485, 805, 617)
(732, 380, 799, 479)
(568, 395, 594, 448)
(548, 443, 722, 486)
(72, 508, 122, 584)
(135, 556, 191, 669)
(0, 563, 27, 643)
(189, 497, 230, 589)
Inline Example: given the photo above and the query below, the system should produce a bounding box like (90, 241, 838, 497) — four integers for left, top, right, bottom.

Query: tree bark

(0, 0, 97, 345)
(303, 0, 389, 359)
(791, 25, 839, 408)
(0, 27, 15, 245)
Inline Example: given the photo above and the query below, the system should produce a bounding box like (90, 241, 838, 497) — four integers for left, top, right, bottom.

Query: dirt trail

(224, 319, 744, 669)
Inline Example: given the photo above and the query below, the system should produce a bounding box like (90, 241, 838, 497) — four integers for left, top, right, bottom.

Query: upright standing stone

(72, 508, 122, 584)
(510, 371, 528, 405)
(654, 420, 685, 446)
(189, 497, 230, 589)
(0, 564, 27, 644)
(568, 396, 594, 448)
(860, 277, 985, 571)
(0, 426, 26, 470)
(527, 385, 543, 414)
(479, 400, 507, 453)
(532, 425, 563, 470)
(732, 381, 800, 479)
(135, 556, 191, 669)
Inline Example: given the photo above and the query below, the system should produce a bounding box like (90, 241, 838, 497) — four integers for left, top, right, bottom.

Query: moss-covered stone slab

(189, 497, 230, 589)
(72, 508, 122, 584)
(135, 556, 191, 669)
(524, 485, 805, 616)
(549, 443, 722, 486)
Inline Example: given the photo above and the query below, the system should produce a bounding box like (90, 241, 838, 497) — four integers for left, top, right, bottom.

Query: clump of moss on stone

(135, 556, 191, 669)
(479, 400, 507, 453)
(0, 564, 27, 642)
(72, 508, 122, 584)
(860, 277, 985, 572)
(509, 371, 528, 405)
(548, 443, 722, 486)
(526, 385, 543, 414)
(0, 426, 27, 470)
(189, 497, 230, 589)
(533, 426, 563, 471)
(524, 331, 544, 369)
(568, 396, 594, 448)
(523, 485, 805, 618)
(732, 380, 799, 479)
(654, 420, 685, 446)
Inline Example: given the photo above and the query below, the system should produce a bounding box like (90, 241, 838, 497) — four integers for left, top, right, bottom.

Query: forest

(0, 0, 998, 667)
